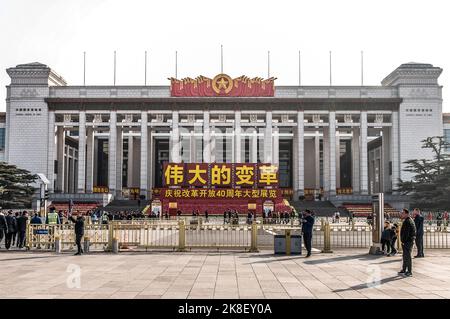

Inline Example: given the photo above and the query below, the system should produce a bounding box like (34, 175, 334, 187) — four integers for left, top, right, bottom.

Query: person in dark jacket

(16, 211, 29, 248)
(380, 221, 392, 254)
(13, 212, 20, 246)
(0, 212, 8, 248)
(5, 211, 17, 250)
(68, 213, 85, 255)
(30, 213, 42, 224)
(388, 223, 398, 256)
(302, 209, 315, 257)
(399, 209, 416, 276)
(413, 208, 424, 258)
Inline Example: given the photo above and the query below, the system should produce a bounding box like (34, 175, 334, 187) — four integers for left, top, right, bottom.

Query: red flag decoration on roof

(168, 73, 276, 97)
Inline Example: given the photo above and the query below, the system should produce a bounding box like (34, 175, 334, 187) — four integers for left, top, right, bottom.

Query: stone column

(148, 129, 153, 197)
(390, 111, 400, 193)
(47, 111, 55, 192)
(273, 127, 279, 165)
(116, 126, 123, 196)
(297, 111, 305, 196)
(315, 133, 321, 189)
(140, 112, 148, 197)
(360, 111, 368, 195)
(108, 111, 117, 195)
(264, 111, 273, 163)
(352, 127, 360, 193)
(323, 127, 330, 194)
(235, 111, 241, 163)
(77, 111, 86, 193)
(203, 111, 211, 163)
(328, 112, 336, 196)
(127, 135, 134, 187)
(56, 127, 65, 192)
(252, 128, 258, 163)
(85, 127, 94, 193)
(335, 132, 340, 189)
(170, 111, 180, 163)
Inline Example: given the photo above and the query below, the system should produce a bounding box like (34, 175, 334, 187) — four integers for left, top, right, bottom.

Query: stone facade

(2, 62, 445, 201)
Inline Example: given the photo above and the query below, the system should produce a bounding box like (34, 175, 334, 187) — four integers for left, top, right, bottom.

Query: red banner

(168, 74, 276, 97)
(162, 163, 278, 188)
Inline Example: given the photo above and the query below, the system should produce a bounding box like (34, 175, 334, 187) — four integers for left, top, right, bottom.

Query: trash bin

(274, 234, 302, 255)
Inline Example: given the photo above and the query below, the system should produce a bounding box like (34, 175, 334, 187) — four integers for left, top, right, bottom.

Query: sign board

(163, 163, 278, 188)
(371, 193, 384, 244)
(34, 229, 49, 235)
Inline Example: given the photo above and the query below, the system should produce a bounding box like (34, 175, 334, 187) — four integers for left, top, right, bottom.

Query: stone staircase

(103, 199, 151, 213)
(290, 200, 349, 217)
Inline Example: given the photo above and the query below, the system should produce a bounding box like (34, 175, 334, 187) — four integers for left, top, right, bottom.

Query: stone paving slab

(0, 249, 450, 299)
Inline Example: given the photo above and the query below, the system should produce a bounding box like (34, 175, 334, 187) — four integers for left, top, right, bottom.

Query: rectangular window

(0, 128, 5, 149)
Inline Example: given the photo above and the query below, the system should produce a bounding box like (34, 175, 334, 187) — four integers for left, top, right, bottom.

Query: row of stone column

(47, 109, 400, 198)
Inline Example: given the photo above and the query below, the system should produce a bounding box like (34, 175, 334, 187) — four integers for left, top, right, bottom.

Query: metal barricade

(184, 223, 252, 250)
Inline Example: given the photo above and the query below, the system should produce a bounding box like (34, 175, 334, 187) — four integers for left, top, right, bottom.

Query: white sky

(0, 0, 449, 112)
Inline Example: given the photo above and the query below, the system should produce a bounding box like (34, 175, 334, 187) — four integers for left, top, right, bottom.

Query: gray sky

(1, 0, 449, 112)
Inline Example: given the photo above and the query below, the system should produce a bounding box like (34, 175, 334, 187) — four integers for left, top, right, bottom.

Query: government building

(0, 62, 447, 214)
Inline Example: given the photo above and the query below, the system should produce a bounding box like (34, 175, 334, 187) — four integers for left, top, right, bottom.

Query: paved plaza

(1, 249, 450, 299)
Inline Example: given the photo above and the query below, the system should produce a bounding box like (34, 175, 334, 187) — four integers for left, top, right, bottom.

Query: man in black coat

(16, 211, 28, 249)
(302, 209, 315, 257)
(0, 211, 9, 249)
(68, 213, 85, 255)
(5, 211, 17, 250)
(413, 208, 424, 258)
(399, 209, 416, 277)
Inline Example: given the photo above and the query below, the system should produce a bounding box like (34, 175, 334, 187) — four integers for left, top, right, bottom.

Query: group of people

(0, 210, 29, 249)
(262, 210, 295, 224)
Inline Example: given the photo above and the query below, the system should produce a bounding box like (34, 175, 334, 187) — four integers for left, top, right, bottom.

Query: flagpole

(329, 50, 332, 86)
(221, 44, 223, 74)
(361, 50, 364, 86)
(145, 50, 148, 86)
(267, 50, 270, 78)
(83, 51, 86, 86)
(114, 50, 116, 86)
(175, 50, 178, 78)
(298, 50, 301, 86)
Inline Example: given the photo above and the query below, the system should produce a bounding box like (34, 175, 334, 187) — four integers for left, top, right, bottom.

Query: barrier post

(84, 236, 90, 254)
(285, 229, 291, 255)
(249, 220, 259, 252)
(178, 220, 186, 252)
(321, 221, 333, 253)
(321, 218, 325, 231)
(107, 221, 115, 252)
(55, 236, 61, 254)
(25, 220, 31, 250)
(112, 238, 119, 253)
(351, 219, 355, 231)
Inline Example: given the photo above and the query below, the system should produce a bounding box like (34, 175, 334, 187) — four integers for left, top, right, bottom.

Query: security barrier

(25, 219, 450, 253)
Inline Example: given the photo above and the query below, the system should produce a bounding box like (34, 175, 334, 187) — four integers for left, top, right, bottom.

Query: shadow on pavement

(0, 255, 62, 262)
(332, 275, 404, 293)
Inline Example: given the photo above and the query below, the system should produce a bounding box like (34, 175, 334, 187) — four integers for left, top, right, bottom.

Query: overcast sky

(0, 0, 449, 112)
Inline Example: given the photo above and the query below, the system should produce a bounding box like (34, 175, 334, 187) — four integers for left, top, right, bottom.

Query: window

(0, 128, 5, 149)
(444, 129, 450, 151)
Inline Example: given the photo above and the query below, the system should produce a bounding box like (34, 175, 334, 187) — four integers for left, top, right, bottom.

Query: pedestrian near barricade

(436, 212, 443, 232)
(388, 223, 398, 256)
(12, 212, 19, 246)
(399, 209, 416, 277)
(413, 208, 424, 258)
(302, 209, 315, 258)
(5, 211, 17, 250)
(0, 211, 7, 249)
(68, 212, 85, 255)
(381, 221, 392, 255)
(16, 211, 28, 249)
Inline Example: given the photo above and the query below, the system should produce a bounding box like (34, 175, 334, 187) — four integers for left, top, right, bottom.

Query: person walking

(16, 211, 29, 249)
(302, 209, 315, 258)
(0, 211, 8, 249)
(399, 209, 416, 277)
(68, 212, 85, 255)
(413, 208, 424, 258)
(5, 211, 17, 250)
